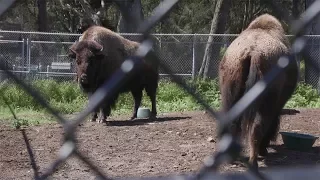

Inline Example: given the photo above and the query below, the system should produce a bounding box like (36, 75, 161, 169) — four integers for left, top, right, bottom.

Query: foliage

(1, 78, 320, 126)
(285, 82, 320, 108)
(0, 0, 306, 34)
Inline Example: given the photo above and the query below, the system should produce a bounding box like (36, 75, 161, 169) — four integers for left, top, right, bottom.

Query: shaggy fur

(68, 25, 159, 123)
(218, 14, 298, 168)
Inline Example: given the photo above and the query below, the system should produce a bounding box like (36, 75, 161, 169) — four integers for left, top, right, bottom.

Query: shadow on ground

(105, 116, 192, 126)
(262, 144, 320, 167)
(231, 144, 320, 170)
(281, 109, 300, 115)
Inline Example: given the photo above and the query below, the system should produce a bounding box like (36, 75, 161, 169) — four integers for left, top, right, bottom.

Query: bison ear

(68, 43, 78, 60)
(68, 48, 77, 60)
(89, 40, 104, 55)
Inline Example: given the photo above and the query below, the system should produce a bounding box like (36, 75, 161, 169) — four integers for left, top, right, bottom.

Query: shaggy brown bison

(68, 26, 159, 123)
(218, 14, 298, 168)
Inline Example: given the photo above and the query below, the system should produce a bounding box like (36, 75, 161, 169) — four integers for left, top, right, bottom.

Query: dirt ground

(0, 108, 319, 180)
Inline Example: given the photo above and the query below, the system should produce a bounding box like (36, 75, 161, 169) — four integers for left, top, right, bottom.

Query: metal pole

(26, 38, 31, 72)
(28, 38, 31, 72)
(192, 34, 196, 80)
(22, 38, 25, 68)
(47, 65, 49, 78)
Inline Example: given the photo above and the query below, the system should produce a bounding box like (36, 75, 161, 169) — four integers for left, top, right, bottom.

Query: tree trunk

(198, 0, 222, 78)
(292, 0, 299, 18)
(205, 0, 231, 79)
(198, 0, 230, 80)
(37, 0, 47, 32)
(115, 0, 144, 33)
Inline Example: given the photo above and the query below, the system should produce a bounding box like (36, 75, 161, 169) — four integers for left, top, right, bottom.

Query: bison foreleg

(88, 92, 99, 122)
(90, 109, 99, 122)
(99, 103, 111, 124)
(131, 89, 143, 120)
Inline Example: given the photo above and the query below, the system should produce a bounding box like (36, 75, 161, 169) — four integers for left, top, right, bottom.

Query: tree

(114, 0, 144, 33)
(37, 0, 47, 32)
(198, 0, 231, 79)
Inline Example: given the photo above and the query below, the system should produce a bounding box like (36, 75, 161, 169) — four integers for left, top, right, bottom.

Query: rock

(207, 136, 215, 142)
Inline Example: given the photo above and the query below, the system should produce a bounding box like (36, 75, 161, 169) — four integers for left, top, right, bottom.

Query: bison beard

(218, 14, 298, 169)
(68, 26, 159, 123)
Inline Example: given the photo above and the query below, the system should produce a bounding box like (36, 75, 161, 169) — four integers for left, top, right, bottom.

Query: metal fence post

(46, 65, 50, 78)
(192, 34, 196, 80)
(21, 38, 25, 68)
(27, 38, 31, 72)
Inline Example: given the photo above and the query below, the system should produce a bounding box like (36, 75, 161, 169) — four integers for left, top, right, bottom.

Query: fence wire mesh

(1, 0, 320, 180)
(1, 32, 320, 89)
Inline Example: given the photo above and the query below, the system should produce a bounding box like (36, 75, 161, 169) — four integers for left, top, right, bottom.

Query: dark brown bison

(68, 25, 159, 123)
(218, 14, 298, 168)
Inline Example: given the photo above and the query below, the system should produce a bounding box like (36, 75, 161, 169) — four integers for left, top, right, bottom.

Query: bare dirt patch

(0, 108, 319, 179)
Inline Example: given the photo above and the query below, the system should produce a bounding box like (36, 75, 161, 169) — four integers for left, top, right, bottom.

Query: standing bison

(218, 14, 298, 168)
(68, 26, 159, 123)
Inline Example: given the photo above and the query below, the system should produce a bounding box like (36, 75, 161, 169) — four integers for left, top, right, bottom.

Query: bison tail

(241, 55, 261, 138)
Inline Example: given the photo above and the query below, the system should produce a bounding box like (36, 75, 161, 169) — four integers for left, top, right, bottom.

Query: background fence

(1, 30, 320, 90)
(1, 0, 320, 179)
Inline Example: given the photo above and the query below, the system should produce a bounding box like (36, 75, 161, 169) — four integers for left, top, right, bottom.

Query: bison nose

(80, 74, 88, 84)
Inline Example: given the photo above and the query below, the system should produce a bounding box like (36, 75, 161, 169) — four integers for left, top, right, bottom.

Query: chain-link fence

(1, 31, 320, 90)
(1, 0, 320, 179)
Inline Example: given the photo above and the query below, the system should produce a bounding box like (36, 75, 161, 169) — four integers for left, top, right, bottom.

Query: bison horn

(89, 40, 103, 54)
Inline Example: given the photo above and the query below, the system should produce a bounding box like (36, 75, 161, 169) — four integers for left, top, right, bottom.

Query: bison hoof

(249, 158, 258, 170)
(90, 118, 97, 122)
(259, 148, 268, 157)
(149, 113, 157, 119)
(98, 119, 107, 124)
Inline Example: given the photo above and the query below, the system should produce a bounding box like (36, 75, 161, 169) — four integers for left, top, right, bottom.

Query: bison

(68, 25, 159, 123)
(218, 14, 298, 168)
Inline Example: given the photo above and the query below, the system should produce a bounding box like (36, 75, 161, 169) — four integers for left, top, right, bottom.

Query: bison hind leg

(248, 112, 266, 169)
(258, 116, 280, 157)
(258, 107, 281, 156)
(130, 88, 143, 120)
(145, 83, 158, 119)
(257, 90, 282, 157)
(220, 79, 246, 137)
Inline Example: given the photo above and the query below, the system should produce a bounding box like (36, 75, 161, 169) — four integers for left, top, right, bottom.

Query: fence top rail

(31, 40, 74, 44)
(0, 30, 240, 36)
(0, 39, 23, 43)
(2, 29, 320, 37)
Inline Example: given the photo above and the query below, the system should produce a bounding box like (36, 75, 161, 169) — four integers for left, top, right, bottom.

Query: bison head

(68, 40, 104, 91)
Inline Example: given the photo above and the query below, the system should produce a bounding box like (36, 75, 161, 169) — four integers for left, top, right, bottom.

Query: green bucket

(279, 131, 319, 151)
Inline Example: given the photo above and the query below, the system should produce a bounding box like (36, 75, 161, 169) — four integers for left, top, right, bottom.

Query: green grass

(0, 78, 320, 127)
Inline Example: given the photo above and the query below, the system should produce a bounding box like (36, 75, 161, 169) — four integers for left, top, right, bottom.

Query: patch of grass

(1, 78, 320, 126)
(0, 107, 56, 127)
(285, 82, 320, 108)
